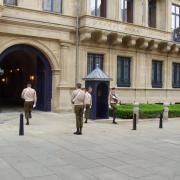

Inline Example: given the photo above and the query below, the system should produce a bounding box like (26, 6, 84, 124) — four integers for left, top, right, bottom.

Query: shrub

(109, 104, 180, 119)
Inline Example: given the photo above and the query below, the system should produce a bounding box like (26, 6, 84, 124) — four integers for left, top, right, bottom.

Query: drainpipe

(75, 0, 80, 84)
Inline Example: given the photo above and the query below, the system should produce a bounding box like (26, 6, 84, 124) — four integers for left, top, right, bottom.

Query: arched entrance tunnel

(0, 44, 52, 111)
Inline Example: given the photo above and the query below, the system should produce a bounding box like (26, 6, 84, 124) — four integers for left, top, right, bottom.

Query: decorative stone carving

(80, 16, 172, 41)
(147, 40, 159, 51)
(108, 33, 123, 45)
(80, 32, 92, 42)
(91, 31, 108, 43)
(159, 42, 171, 53)
(170, 44, 179, 54)
(123, 36, 137, 48)
(136, 38, 149, 49)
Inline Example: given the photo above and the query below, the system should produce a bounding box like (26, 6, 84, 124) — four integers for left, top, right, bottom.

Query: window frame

(43, 0, 62, 14)
(87, 53, 104, 74)
(148, 0, 156, 28)
(121, 0, 134, 23)
(117, 56, 131, 87)
(172, 4, 180, 29)
(152, 60, 163, 88)
(91, 0, 107, 18)
(172, 62, 180, 88)
(3, 0, 17, 6)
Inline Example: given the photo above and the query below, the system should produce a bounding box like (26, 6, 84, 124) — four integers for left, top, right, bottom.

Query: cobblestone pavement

(0, 109, 180, 180)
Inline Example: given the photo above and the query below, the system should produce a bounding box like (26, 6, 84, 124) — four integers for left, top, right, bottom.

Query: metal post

(75, 0, 80, 84)
(132, 114, 137, 130)
(159, 111, 163, 129)
(19, 113, 24, 136)
(133, 102, 139, 123)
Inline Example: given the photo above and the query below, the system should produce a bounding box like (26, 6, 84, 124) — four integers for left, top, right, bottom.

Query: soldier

(84, 87, 92, 123)
(21, 83, 37, 125)
(109, 87, 120, 124)
(71, 83, 85, 135)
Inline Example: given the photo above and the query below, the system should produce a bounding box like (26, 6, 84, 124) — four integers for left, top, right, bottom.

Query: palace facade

(0, 0, 180, 112)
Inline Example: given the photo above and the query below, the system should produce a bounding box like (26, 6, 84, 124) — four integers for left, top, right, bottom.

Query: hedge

(109, 104, 180, 119)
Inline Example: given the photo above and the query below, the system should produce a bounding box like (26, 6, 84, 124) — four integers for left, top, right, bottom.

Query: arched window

(4, 0, 17, 5)
(43, 0, 62, 13)
(91, 0, 106, 17)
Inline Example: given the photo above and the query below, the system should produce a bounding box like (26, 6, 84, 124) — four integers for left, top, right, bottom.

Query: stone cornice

(79, 27, 180, 55)
(80, 15, 172, 42)
(1, 5, 76, 31)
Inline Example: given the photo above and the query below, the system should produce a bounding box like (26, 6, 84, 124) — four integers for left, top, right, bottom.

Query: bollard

(132, 114, 137, 130)
(159, 111, 163, 129)
(133, 102, 139, 123)
(19, 113, 24, 136)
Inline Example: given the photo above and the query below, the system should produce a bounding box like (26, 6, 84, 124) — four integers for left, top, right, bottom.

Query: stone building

(0, 0, 180, 112)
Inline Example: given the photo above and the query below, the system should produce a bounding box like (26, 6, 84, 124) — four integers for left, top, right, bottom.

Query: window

(121, 0, 133, 23)
(117, 57, 131, 87)
(91, 0, 106, 17)
(152, 60, 163, 88)
(87, 53, 103, 74)
(43, 0, 62, 13)
(4, 0, 17, 5)
(172, 4, 180, 29)
(172, 63, 180, 88)
(148, 0, 156, 28)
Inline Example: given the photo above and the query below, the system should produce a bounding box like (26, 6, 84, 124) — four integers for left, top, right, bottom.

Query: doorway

(0, 44, 52, 111)
(96, 82, 109, 119)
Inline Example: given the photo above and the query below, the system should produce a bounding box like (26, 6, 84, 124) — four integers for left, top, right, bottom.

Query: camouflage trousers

(84, 104, 91, 119)
(74, 105, 84, 128)
(24, 101, 33, 120)
(110, 103, 118, 120)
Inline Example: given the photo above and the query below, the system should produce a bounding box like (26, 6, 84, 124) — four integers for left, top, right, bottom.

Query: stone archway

(0, 44, 54, 111)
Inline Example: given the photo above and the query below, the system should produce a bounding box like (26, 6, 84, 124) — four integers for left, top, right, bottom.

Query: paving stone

(0, 111, 179, 180)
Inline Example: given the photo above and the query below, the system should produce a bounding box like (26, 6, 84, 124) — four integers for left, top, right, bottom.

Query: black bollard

(132, 114, 137, 130)
(159, 111, 163, 129)
(19, 113, 24, 136)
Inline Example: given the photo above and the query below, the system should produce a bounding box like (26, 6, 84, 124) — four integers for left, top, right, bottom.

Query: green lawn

(110, 104, 180, 119)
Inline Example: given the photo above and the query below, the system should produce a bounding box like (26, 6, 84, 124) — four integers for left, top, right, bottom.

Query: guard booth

(83, 66, 112, 120)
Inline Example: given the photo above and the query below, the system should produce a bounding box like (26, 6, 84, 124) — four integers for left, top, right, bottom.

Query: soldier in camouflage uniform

(71, 83, 85, 135)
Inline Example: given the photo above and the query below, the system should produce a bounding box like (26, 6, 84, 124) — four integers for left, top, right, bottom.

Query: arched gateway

(0, 44, 52, 111)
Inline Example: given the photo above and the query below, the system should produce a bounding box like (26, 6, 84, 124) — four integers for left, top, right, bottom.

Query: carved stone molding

(147, 40, 159, 51)
(91, 31, 108, 43)
(136, 38, 149, 49)
(170, 44, 179, 54)
(123, 36, 137, 48)
(108, 33, 123, 45)
(80, 32, 92, 42)
(159, 42, 171, 53)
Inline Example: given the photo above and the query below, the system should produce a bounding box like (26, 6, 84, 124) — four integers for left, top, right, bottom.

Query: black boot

(74, 128, 79, 135)
(84, 118, 88, 123)
(79, 127, 82, 135)
(112, 116, 117, 124)
(26, 119, 29, 125)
